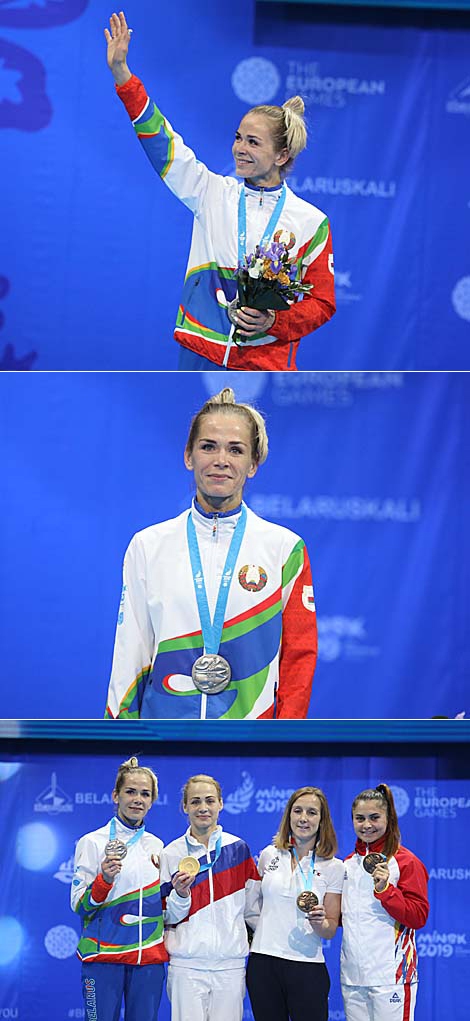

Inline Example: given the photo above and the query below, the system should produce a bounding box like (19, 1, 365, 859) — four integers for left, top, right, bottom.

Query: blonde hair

(274, 786, 338, 858)
(113, 756, 158, 803)
(182, 774, 223, 807)
(248, 96, 307, 175)
(185, 388, 268, 465)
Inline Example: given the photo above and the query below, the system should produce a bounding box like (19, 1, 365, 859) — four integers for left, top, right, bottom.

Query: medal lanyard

(237, 182, 286, 265)
(292, 845, 316, 892)
(187, 504, 247, 655)
(109, 816, 145, 849)
(185, 833, 223, 874)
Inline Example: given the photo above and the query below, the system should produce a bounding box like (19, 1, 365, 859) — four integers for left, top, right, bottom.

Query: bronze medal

(178, 855, 201, 876)
(296, 891, 319, 912)
(191, 654, 231, 694)
(363, 852, 387, 874)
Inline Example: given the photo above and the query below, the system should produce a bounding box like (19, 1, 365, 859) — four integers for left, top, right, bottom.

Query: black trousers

(246, 952, 330, 1021)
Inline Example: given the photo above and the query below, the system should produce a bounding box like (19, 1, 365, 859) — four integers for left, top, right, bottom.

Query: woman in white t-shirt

(246, 785, 344, 1021)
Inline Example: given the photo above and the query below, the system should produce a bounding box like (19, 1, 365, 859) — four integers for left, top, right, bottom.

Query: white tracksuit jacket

(106, 500, 317, 720)
(159, 825, 261, 971)
(340, 838, 429, 988)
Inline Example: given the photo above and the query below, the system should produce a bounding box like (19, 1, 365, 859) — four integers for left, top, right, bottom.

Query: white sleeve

(159, 848, 191, 925)
(106, 535, 155, 718)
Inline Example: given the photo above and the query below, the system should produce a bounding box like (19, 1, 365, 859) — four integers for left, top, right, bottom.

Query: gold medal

(178, 855, 201, 876)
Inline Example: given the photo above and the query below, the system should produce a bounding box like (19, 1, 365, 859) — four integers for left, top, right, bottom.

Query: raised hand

(104, 10, 132, 84)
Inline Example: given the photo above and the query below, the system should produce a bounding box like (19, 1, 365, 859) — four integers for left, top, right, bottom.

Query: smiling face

(290, 793, 322, 849)
(184, 412, 258, 512)
(352, 799, 388, 844)
(112, 771, 154, 828)
(232, 113, 289, 187)
(184, 780, 223, 844)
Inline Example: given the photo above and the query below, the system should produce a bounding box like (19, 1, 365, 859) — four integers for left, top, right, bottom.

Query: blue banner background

(1, 0, 469, 370)
(0, 371, 468, 719)
(0, 747, 469, 1021)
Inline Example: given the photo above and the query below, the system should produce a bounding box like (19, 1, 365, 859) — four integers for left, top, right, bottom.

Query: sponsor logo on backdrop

(417, 931, 470, 957)
(223, 771, 295, 815)
(250, 494, 421, 523)
(285, 59, 385, 108)
(429, 868, 470, 880)
(317, 616, 380, 663)
(54, 855, 75, 884)
(271, 372, 404, 407)
(446, 78, 470, 116)
(290, 176, 396, 199)
(44, 925, 79, 959)
(335, 270, 363, 305)
(231, 57, 281, 104)
(414, 787, 470, 818)
(0, 1012, 18, 1019)
(34, 773, 73, 815)
(451, 277, 470, 322)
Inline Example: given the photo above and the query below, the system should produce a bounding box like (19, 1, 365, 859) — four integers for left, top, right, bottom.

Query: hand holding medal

(101, 838, 127, 883)
(172, 856, 200, 897)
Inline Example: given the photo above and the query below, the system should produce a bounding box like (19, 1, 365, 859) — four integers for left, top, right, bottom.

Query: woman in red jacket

(340, 783, 429, 1021)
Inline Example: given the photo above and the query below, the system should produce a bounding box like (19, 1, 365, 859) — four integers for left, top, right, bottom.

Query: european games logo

(388, 786, 410, 818)
(223, 772, 296, 814)
(231, 58, 281, 105)
(451, 277, 470, 323)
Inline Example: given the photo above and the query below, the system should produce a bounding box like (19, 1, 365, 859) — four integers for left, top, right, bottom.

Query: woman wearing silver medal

(104, 11, 335, 371)
(71, 756, 193, 1021)
(106, 387, 317, 719)
(246, 786, 343, 1021)
(340, 783, 429, 1021)
(159, 774, 260, 1021)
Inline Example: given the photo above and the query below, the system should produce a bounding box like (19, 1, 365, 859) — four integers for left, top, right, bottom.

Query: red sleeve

(271, 228, 335, 344)
(90, 873, 114, 903)
(115, 74, 150, 121)
(276, 544, 317, 719)
(374, 846, 429, 930)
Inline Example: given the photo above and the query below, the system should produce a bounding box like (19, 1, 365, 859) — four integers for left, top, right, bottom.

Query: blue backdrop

(1, 370, 468, 719)
(1, 0, 469, 370)
(0, 745, 469, 1021)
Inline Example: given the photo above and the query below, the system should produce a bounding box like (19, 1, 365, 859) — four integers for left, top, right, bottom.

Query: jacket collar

(355, 835, 387, 856)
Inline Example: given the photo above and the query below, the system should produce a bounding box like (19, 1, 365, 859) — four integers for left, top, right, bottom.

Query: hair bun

(283, 95, 305, 117)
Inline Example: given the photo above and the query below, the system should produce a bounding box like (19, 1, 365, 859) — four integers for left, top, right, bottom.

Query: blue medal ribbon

(292, 844, 316, 893)
(237, 182, 287, 266)
(186, 832, 223, 874)
(109, 816, 145, 849)
(186, 504, 247, 657)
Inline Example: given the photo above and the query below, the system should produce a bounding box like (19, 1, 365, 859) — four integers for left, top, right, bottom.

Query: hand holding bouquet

(230, 240, 313, 346)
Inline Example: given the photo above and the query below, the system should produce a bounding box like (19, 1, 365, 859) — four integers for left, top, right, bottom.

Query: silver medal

(191, 653, 231, 694)
(104, 839, 128, 860)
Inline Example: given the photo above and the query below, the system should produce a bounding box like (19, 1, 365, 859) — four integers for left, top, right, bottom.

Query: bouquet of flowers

(231, 240, 312, 345)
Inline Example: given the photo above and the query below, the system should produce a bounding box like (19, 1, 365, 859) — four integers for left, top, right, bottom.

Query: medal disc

(104, 839, 128, 860)
(363, 852, 387, 874)
(178, 856, 201, 876)
(296, 891, 319, 912)
(191, 654, 231, 694)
